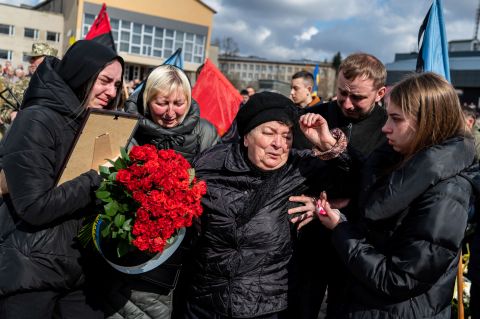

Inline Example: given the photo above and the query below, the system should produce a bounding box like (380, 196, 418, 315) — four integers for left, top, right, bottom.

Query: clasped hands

(288, 192, 349, 230)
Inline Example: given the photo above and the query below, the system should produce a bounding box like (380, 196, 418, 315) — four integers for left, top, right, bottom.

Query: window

(193, 35, 205, 63)
(183, 32, 195, 62)
(0, 24, 14, 36)
(153, 27, 163, 57)
(110, 18, 119, 48)
(82, 14, 207, 62)
(0, 49, 12, 60)
(24, 28, 39, 40)
(163, 29, 175, 58)
(22, 53, 31, 62)
(142, 25, 153, 56)
(46, 31, 60, 42)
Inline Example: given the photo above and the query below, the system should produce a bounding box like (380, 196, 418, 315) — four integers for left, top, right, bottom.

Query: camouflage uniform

(0, 77, 22, 138)
(27, 43, 58, 59)
(0, 43, 58, 139)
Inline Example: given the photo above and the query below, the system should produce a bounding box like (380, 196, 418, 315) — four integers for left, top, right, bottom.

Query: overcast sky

(202, 0, 478, 64)
(1, 0, 477, 64)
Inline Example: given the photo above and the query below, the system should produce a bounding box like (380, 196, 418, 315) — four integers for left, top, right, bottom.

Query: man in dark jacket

(289, 53, 387, 319)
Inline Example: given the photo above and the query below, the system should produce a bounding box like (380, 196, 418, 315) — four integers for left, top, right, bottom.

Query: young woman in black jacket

(0, 40, 123, 319)
(303, 72, 480, 318)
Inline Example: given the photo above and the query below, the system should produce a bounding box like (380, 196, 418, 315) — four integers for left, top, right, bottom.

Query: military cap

(26, 43, 58, 58)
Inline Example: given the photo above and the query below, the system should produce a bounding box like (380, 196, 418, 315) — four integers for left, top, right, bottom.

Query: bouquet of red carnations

(79, 145, 206, 261)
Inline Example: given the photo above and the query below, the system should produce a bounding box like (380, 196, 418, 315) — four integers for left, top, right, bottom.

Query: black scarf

(235, 148, 288, 227)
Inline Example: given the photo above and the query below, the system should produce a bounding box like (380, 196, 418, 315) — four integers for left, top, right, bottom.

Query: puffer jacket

(124, 90, 219, 163)
(331, 136, 480, 319)
(0, 57, 101, 296)
(189, 143, 350, 318)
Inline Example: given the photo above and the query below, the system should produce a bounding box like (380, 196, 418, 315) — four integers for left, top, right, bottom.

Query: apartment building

(0, 3, 63, 68)
(219, 55, 336, 98)
(34, 0, 215, 80)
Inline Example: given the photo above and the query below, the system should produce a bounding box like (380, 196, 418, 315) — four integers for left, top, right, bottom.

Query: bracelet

(312, 128, 347, 160)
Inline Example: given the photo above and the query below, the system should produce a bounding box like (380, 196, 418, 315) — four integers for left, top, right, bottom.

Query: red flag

(85, 3, 116, 52)
(192, 59, 242, 136)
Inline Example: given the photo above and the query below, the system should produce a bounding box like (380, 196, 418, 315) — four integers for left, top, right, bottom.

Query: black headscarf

(55, 40, 124, 101)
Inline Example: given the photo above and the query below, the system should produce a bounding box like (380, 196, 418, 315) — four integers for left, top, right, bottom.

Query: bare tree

(212, 36, 240, 56)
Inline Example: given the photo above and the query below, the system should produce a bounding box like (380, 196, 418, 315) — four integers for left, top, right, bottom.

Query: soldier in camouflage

(0, 43, 58, 138)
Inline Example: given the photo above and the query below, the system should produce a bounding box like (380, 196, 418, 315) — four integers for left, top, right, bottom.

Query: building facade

(218, 55, 336, 98)
(0, 3, 63, 68)
(34, 0, 216, 81)
(386, 39, 480, 107)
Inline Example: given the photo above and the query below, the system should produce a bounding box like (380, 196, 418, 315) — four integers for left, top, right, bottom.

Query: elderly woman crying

(183, 91, 351, 319)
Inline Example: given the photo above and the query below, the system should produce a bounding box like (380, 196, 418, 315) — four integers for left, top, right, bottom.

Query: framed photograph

(56, 109, 139, 186)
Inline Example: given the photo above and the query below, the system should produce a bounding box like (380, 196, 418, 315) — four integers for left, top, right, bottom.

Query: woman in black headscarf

(0, 40, 124, 319)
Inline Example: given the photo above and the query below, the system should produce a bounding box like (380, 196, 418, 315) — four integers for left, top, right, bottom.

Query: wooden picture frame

(56, 109, 139, 186)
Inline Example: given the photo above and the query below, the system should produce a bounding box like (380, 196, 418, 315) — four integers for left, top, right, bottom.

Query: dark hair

(462, 105, 477, 119)
(240, 89, 249, 95)
(292, 70, 314, 86)
(76, 58, 124, 110)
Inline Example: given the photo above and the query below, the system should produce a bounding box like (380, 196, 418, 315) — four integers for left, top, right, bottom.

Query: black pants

(0, 288, 103, 319)
(289, 220, 329, 319)
(472, 282, 480, 319)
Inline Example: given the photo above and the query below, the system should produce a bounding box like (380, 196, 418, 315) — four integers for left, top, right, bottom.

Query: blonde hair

(389, 72, 466, 157)
(143, 65, 191, 123)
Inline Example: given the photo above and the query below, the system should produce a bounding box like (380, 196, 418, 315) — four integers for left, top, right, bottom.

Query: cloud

(0, 0, 40, 6)
(294, 26, 319, 42)
(203, 0, 477, 63)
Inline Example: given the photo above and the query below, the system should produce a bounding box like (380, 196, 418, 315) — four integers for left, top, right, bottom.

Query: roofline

(31, 0, 54, 10)
(219, 55, 331, 67)
(196, 0, 217, 14)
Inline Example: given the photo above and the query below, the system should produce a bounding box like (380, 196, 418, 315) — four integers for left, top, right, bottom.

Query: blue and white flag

(416, 0, 450, 81)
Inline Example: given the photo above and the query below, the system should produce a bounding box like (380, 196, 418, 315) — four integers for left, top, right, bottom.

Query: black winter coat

(332, 137, 479, 319)
(124, 90, 219, 163)
(293, 101, 387, 156)
(189, 143, 350, 318)
(0, 57, 102, 296)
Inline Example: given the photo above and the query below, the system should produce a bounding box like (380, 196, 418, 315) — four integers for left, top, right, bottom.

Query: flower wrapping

(80, 145, 206, 258)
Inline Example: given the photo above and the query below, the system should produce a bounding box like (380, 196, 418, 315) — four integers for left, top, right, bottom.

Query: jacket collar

(224, 143, 251, 173)
(364, 136, 476, 221)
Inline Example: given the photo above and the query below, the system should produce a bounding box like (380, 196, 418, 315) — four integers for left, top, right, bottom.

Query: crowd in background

(0, 40, 480, 319)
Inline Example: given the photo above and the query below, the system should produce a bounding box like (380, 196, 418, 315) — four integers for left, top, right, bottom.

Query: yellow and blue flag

(312, 64, 320, 96)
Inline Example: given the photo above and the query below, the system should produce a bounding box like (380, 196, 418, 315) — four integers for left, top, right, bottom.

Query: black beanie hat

(236, 91, 297, 136)
(55, 40, 124, 95)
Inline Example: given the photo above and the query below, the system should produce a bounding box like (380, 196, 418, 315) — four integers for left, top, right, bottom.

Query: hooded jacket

(124, 89, 219, 163)
(331, 137, 479, 319)
(0, 41, 122, 296)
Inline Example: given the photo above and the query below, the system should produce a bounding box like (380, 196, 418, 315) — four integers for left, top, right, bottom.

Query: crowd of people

(0, 40, 479, 319)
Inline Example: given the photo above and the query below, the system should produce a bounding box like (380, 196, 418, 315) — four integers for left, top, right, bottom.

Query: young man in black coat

(289, 53, 387, 319)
